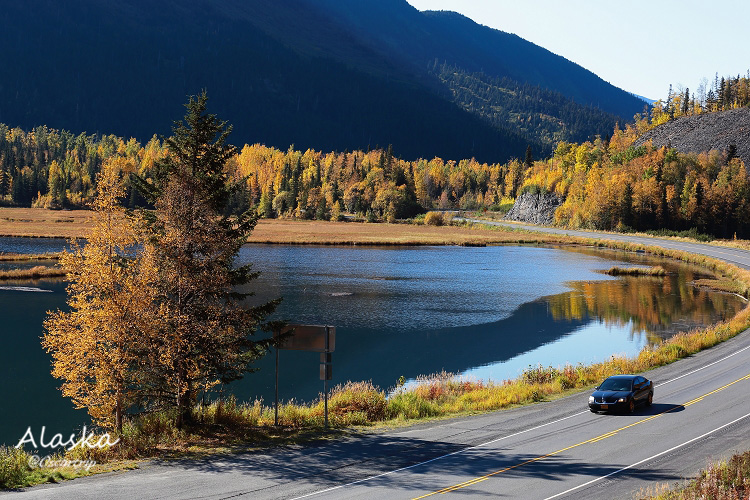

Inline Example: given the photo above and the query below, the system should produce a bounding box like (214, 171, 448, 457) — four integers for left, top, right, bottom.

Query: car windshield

(599, 378, 632, 391)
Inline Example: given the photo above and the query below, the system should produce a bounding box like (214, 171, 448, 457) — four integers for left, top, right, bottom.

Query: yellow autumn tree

(43, 156, 148, 432)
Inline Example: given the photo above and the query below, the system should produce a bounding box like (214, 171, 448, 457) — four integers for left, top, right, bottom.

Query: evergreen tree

(525, 145, 534, 169)
(621, 182, 634, 228)
(132, 92, 280, 427)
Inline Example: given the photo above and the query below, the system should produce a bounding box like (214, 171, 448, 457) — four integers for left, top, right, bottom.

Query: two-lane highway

(6, 225, 750, 499)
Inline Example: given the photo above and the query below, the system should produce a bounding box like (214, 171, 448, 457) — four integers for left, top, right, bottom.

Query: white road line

(289, 410, 589, 500)
(543, 411, 750, 500)
(288, 338, 750, 500)
(655, 343, 750, 387)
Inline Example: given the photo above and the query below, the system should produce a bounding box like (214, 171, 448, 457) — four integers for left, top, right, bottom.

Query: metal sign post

(324, 326, 330, 428)
(274, 346, 279, 427)
(274, 324, 335, 429)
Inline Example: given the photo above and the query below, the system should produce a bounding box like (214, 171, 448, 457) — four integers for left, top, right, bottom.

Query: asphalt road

(6, 225, 750, 499)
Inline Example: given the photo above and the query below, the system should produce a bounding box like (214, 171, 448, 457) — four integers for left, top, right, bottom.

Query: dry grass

(0, 265, 65, 280)
(643, 450, 750, 499)
(246, 219, 570, 246)
(0, 208, 567, 245)
(0, 208, 93, 238)
(0, 252, 60, 261)
(604, 265, 667, 276)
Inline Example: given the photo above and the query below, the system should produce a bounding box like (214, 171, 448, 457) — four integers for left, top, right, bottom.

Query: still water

(0, 239, 744, 446)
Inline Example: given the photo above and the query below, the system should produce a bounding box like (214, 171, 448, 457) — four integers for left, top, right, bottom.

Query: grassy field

(0, 207, 574, 246)
(0, 208, 93, 239)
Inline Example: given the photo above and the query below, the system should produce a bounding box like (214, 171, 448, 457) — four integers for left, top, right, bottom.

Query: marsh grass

(0, 265, 66, 280)
(0, 253, 60, 261)
(691, 278, 746, 296)
(604, 265, 667, 276)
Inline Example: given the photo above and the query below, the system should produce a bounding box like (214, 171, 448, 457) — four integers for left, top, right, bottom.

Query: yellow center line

(413, 373, 750, 499)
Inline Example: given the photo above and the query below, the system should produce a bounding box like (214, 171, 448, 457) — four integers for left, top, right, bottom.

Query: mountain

(0, 1, 645, 162)
(631, 93, 656, 105)
(307, 2, 645, 118)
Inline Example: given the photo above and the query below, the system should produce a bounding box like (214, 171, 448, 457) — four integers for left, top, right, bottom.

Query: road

(6, 224, 750, 499)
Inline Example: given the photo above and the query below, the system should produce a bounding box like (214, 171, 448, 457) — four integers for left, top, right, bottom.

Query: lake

(0, 238, 744, 446)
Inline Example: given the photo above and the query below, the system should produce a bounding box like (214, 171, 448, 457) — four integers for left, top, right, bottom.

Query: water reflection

(549, 273, 742, 341)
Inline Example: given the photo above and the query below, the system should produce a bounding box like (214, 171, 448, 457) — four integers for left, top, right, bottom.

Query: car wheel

(590, 408, 597, 413)
(646, 392, 653, 406)
(628, 399, 635, 413)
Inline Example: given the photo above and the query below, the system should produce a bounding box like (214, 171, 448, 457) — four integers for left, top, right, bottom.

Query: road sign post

(274, 324, 336, 428)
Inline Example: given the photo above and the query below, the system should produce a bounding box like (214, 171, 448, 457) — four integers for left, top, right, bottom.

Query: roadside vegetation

(644, 449, 750, 499)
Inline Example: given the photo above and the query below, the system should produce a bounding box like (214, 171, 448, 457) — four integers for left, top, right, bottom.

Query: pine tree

(132, 92, 280, 427)
(525, 145, 534, 169)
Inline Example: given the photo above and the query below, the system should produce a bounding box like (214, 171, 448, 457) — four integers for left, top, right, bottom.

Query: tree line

(524, 120, 749, 238)
(0, 124, 527, 219)
(651, 72, 750, 123)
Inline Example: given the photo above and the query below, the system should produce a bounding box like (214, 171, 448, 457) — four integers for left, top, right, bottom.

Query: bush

(424, 211, 444, 226)
(0, 446, 32, 489)
(326, 381, 387, 421)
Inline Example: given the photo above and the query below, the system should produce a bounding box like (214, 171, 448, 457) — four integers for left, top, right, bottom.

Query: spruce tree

(132, 92, 280, 427)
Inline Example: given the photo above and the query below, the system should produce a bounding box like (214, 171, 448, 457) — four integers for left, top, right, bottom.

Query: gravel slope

(634, 107, 750, 167)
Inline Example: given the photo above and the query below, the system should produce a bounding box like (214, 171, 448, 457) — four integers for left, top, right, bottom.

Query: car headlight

(588, 396, 594, 403)
(617, 398, 626, 403)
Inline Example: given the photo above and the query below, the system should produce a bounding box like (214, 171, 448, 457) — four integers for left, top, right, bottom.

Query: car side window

(635, 376, 644, 387)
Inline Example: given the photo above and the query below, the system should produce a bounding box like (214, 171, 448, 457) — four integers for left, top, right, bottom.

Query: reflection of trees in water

(546, 268, 744, 341)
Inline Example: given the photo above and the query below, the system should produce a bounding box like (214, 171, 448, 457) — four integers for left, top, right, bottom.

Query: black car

(588, 375, 653, 413)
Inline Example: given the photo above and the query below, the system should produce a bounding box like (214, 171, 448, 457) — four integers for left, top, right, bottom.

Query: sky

(405, 0, 749, 101)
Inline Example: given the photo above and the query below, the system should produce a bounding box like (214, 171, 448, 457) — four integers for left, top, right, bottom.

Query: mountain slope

(634, 108, 750, 167)
(0, 0, 535, 163)
(0, 0, 643, 163)
(304, 1, 646, 119)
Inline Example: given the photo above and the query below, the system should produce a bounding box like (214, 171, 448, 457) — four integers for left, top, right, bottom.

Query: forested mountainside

(1, 0, 644, 162)
(432, 64, 622, 148)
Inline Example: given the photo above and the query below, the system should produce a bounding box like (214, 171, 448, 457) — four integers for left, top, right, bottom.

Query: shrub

(0, 446, 32, 489)
(326, 381, 387, 421)
(424, 211, 444, 226)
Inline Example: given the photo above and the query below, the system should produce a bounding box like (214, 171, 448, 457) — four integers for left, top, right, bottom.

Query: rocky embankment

(504, 191, 562, 225)
(634, 107, 750, 167)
